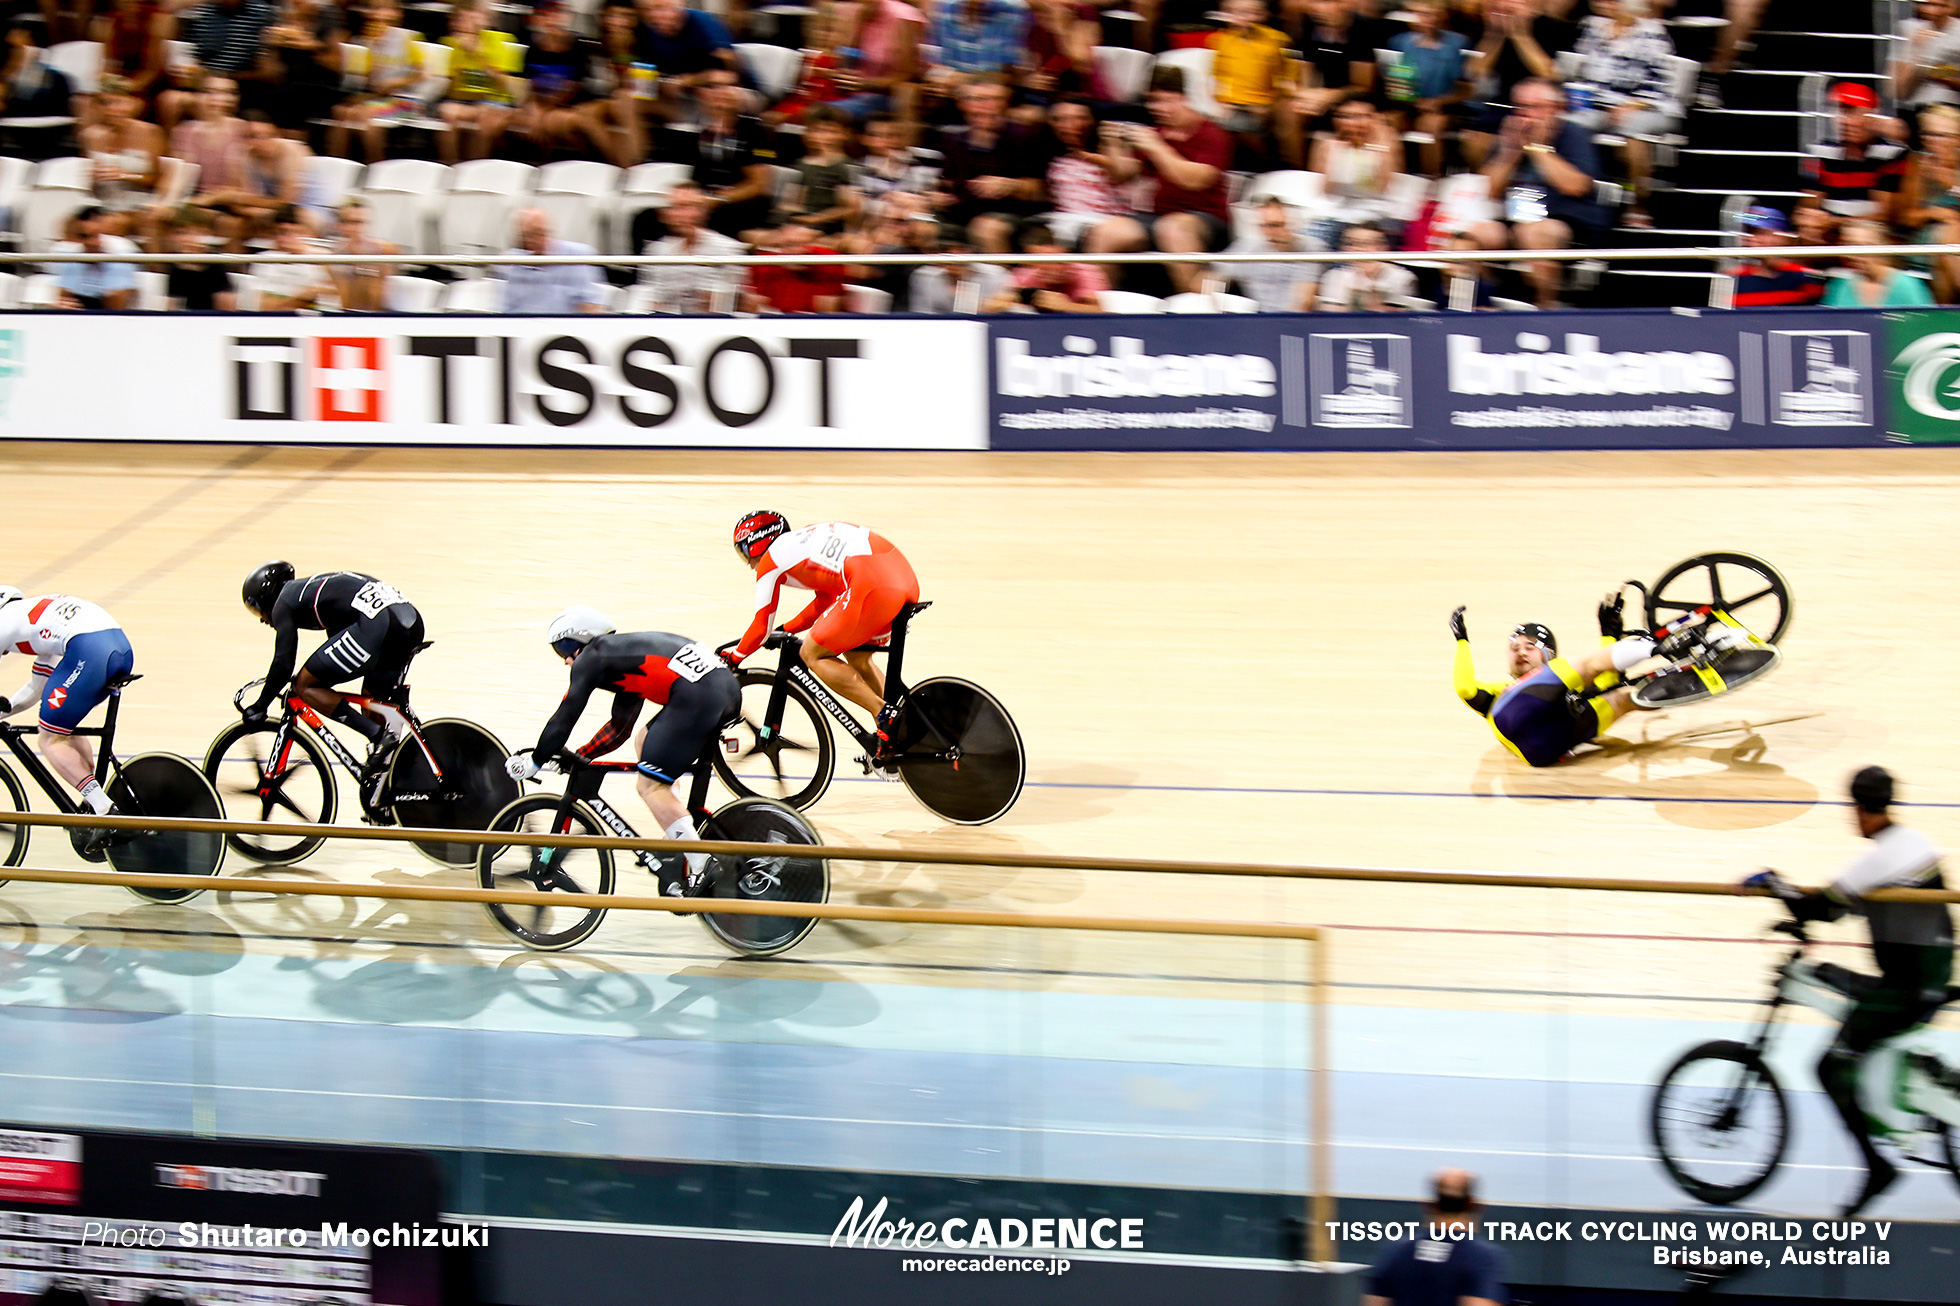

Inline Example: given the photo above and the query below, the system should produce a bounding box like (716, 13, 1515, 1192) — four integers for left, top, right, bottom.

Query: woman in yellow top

(1207, 0, 1294, 145)
(437, 3, 523, 163)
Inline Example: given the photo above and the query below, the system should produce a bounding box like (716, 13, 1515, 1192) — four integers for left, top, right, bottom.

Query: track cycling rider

(1452, 590, 1748, 767)
(504, 606, 742, 895)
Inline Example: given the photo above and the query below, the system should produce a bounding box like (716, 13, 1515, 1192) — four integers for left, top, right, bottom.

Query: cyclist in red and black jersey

(505, 606, 741, 893)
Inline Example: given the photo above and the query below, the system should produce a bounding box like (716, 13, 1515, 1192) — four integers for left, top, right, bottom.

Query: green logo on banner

(0, 329, 21, 420)
(1885, 309, 1960, 442)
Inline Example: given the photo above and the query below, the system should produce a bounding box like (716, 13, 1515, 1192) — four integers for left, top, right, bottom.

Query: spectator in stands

(1803, 83, 1909, 224)
(934, 79, 1045, 253)
(586, 0, 649, 166)
(1727, 205, 1826, 308)
(437, 3, 522, 164)
(854, 113, 942, 221)
(1315, 220, 1416, 310)
(1084, 67, 1234, 294)
(496, 207, 606, 313)
(1278, 0, 1379, 169)
(1463, 0, 1574, 167)
(1215, 199, 1321, 311)
(263, 0, 345, 142)
(764, 4, 848, 128)
(1473, 77, 1606, 309)
(1822, 219, 1934, 307)
(328, 197, 397, 311)
(161, 206, 235, 309)
(1895, 0, 1960, 130)
(747, 215, 848, 312)
(328, 0, 422, 162)
(656, 66, 778, 241)
(1208, 0, 1293, 156)
(170, 75, 248, 216)
(514, 1, 607, 162)
(1438, 231, 1499, 309)
(1790, 193, 1840, 255)
(1903, 103, 1960, 297)
(1386, 0, 1472, 178)
(1309, 97, 1406, 240)
(1568, 0, 1675, 230)
(0, 19, 78, 121)
(844, 203, 936, 310)
(639, 181, 747, 312)
(255, 205, 335, 308)
(907, 220, 1008, 312)
(94, 0, 178, 103)
(833, 0, 925, 123)
(983, 220, 1106, 312)
(1032, 100, 1126, 247)
(1022, 0, 1102, 117)
(781, 106, 859, 233)
(52, 205, 140, 310)
(83, 75, 164, 234)
(636, 0, 736, 124)
(1363, 1169, 1507, 1306)
(166, 0, 277, 129)
(929, 0, 1031, 83)
(1698, 0, 1768, 109)
(194, 110, 321, 235)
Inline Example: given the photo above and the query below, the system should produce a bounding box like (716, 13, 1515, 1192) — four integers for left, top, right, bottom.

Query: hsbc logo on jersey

(45, 687, 66, 709)
(227, 332, 866, 430)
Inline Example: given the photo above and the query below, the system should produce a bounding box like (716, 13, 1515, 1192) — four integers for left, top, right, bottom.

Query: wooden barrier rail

(0, 854, 1335, 1264)
(5, 808, 1955, 901)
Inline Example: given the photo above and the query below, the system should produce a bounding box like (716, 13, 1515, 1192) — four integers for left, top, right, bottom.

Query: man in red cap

(1802, 83, 1908, 220)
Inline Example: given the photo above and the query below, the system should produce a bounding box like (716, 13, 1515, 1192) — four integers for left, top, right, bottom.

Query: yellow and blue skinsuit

(1454, 637, 1621, 768)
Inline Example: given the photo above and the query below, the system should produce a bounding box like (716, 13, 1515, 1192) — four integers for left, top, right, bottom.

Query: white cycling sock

(1611, 635, 1657, 672)
(665, 817, 709, 879)
(78, 777, 112, 815)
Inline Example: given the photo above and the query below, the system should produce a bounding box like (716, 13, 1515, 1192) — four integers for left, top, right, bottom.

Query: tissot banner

(0, 316, 987, 449)
(988, 309, 1893, 450)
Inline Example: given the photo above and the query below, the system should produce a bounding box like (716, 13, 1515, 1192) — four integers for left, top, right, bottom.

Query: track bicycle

(203, 668, 518, 869)
(712, 601, 1025, 825)
(0, 673, 226, 904)
(1609, 552, 1793, 711)
(478, 740, 828, 955)
(1650, 916, 1960, 1205)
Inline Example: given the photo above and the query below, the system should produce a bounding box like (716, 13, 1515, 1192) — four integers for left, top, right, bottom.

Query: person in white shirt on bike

(0, 587, 137, 833)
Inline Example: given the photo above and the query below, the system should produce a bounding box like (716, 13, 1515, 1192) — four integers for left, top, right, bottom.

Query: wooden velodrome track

(2, 440, 1958, 1018)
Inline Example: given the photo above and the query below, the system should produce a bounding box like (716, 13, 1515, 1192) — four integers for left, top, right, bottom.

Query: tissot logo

(155, 1164, 326, 1197)
(228, 333, 865, 428)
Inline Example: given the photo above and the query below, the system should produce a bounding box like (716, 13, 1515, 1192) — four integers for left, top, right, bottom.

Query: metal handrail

(4, 809, 1950, 901)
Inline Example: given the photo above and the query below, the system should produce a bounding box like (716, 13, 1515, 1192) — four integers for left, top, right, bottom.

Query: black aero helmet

(1850, 765, 1894, 814)
(733, 509, 790, 561)
(1511, 622, 1557, 657)
(243, 560, 295, 617)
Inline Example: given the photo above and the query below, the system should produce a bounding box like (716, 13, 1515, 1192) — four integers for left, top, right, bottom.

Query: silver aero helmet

(0, 586, 22, 611)
(547, 605, 615, 659)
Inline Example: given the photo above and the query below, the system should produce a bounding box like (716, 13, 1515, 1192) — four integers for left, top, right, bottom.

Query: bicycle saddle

(411, 641, 434, 654)
(106, 673, 142, 691)
(903, 601, 933, 617)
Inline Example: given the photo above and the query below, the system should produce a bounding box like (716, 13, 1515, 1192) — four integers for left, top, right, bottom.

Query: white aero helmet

(0, 586, 22, 611)
(547, 605, 615, 657)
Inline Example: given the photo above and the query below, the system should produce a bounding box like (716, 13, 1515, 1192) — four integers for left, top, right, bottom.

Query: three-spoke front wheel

(711, 669, 837, 810)
(203, 720, 339, 865)
(477, 795, 617, 951)
(1651, 1040, 1790, 1205)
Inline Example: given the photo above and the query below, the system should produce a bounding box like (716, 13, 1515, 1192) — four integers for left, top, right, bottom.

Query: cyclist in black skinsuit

(240, 563, 426, 766)
(505, 606, 742, 895)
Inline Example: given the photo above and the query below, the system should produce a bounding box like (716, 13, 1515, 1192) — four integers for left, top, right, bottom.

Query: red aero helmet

(733, 510, 790, 560)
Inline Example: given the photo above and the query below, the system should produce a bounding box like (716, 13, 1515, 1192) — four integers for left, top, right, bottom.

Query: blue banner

(987, 308, 1892, 451)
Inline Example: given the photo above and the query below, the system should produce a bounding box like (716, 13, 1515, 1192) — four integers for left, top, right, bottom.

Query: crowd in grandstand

(0, 0, 1937, 311)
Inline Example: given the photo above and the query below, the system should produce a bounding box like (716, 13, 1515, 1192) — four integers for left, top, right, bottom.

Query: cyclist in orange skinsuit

(722, 512, 920, 743)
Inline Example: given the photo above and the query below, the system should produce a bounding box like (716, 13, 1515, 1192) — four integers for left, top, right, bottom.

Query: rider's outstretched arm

(732, 565, 793, 659)
(251, 612, 301, 715)
(3, 663, 49, 719)
(1450, 607, 1503, 717)
(779, 593, 831, 637)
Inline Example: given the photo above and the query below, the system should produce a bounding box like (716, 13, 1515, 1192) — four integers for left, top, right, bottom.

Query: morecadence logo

(829, 1195, 1144, 1258)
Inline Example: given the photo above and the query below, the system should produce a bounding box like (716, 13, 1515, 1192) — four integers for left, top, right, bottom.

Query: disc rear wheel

(107, 753, 229, 904)
(697, 797, 828, 957)
(891, 677, 1025, 825)
(388, 718, 519, 867)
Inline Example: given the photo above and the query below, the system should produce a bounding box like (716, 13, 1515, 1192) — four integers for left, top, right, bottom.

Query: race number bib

(668, 642, 717, 683)
(814, 532, 849, 569)
(350, 581, 406, 620)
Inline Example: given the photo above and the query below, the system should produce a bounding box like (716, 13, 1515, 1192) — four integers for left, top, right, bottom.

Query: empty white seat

(31, 156, 93, 191)
(1164, 291, 1258, 313)
(619, 283, 659, 315)
(134, 268, 168, 311)
(47, 41, 104, 95)
(615, 161, 693, 253)
(359, 158, 449, 253)
(844, 284, 892, 314)
(1094, 46, 1153, 104)
(1097, 290, 1165, 314)
(227, 271, 262, 312)
(19, 162, 92, 252)
(534, 159, 620, 251)
(155, 155, 199, 208)
(306, 156, 365, 212)
(18, 272, 60, 307)
(440, 277, 505, 312)
(1242, 169, 1324, 211)
(0, 155, 32, 222)
(388, 274, 443, 313)
(438, 158, 537, 256)
(737, 43, 801, 102)
(0, 271, 21, 308)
